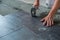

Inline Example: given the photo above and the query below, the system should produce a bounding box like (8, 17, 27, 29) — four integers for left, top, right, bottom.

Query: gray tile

(0, 27, 38, 40)
(0, 16, 23, 31)
(0, 15, 13, 37)
(0, 25, 13, 37)
(0, 14, 23, 37)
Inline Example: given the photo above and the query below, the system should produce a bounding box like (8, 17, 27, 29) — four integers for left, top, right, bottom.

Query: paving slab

(0, 15, 13, 37)
(0, 27, 39, 40)
(0, 14, 23, 37)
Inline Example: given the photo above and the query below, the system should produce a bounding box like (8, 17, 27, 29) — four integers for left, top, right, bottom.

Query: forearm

(34, 0, 39, 2)
(48, 0, 60, 17)
(33, 0, 39, 6)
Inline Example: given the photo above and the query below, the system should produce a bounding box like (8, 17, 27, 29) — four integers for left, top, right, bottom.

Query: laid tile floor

(0, 0, 60, 40)
(0, 10, 60, 40)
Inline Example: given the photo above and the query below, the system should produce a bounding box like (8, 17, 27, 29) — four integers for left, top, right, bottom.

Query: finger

(47, 19, 52, 27)
(43, 20, 47, 26)
(49, 19, 52, 26)
(40, 18, 45, 22)
(46, 21, 49, 27)
(51, 20, 54, 26)
(46, 20, 50, 27)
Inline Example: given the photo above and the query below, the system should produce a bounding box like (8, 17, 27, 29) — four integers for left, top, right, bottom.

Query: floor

(0, 0, 60, 40)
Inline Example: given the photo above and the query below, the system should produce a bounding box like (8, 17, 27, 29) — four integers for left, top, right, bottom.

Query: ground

(0, 0, 60, 40)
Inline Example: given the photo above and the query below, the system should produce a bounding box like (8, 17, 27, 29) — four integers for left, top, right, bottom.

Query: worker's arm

(41, 0, 60, 27)
(33, 0, 39, 8)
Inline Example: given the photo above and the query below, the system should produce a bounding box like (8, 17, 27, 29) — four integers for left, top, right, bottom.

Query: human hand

(40, 15, 54, 27)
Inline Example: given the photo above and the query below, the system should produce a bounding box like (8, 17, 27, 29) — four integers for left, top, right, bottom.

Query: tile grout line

(0, 27, 23, 38)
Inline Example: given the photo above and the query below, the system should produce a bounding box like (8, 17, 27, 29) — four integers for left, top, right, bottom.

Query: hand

(40, 15, 54, 27)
